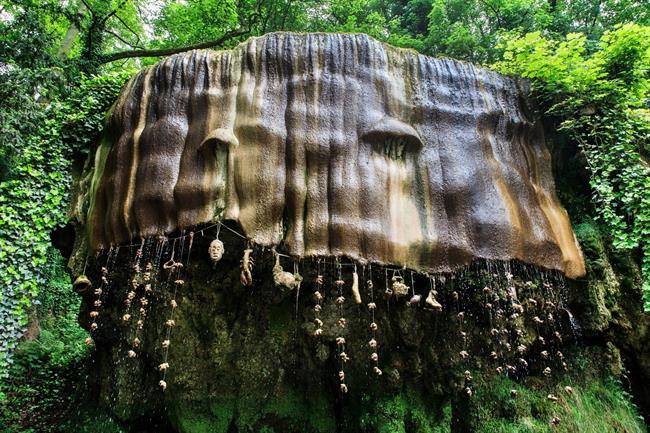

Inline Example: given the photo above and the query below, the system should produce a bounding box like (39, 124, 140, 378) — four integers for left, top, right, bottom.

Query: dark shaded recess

(50, 222, 75, 259)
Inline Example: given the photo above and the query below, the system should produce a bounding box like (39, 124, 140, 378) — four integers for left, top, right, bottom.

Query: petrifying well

(75, 32, 585, 278)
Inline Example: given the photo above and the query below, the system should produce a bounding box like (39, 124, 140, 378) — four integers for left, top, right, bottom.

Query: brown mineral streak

(123, 68, 152, 240)
(83, 32, 585, 278)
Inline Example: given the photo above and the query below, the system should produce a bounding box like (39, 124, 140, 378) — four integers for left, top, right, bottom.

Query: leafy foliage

(426, 0, 649, 64)
(0, 252, 124, 433)
(0, 68, 132, 379)
(494, 24, 650, 309)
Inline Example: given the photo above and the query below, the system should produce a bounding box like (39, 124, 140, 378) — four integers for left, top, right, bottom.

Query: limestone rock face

(80, 32, 584, 278)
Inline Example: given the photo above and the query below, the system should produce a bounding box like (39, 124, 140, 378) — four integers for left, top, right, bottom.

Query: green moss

(261, 386, 336, 433)
(359, 391, 451, 433)
(171, 398, 236, 433)
(209, 397, 236, 432)
(573, 222, 619, 332)
(575, 222, 611, 278)
(176, 410, 221, 433)
(268, 303, 292, 337)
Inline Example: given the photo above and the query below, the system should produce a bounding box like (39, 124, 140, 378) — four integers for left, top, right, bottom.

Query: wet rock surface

(75, 32, 584, 278)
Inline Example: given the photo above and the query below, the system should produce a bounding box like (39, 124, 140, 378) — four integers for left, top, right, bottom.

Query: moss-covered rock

(569, 221, 650, 418)
(70, 226, 647, 432)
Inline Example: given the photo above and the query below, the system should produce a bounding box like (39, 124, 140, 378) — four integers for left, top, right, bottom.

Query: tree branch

(100, 28, 250, 63)
(100, 0, 129, 25)
(111, 12, 143, 48)
(106, 29, 139, 48)
(478, 0, 504, 28)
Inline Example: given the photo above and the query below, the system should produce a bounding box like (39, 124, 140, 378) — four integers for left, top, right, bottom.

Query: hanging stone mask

(208, 239, 224, 263)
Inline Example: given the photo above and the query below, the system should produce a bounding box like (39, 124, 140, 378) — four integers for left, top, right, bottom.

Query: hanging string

(367, 265, 381, 376)
(335, 258, 349, 393)
(312, 258, 324, 338)
(86, 246, 117, 345)
(124, 238, 146, 358)
(384, 268, 390, 313)
(119, 220, 244, 249)
(294, 260, 301, 320)
(158, 237, 183, 391)
(131, 237, 167, 353)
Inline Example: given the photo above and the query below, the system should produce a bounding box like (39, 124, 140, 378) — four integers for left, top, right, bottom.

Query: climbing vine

(0, 69, 132, 380)
(494, 24, 650, 310)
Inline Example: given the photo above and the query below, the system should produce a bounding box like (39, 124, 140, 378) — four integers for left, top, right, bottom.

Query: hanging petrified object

(366, 267, 382, 376)
(73, 275, 91, 294)
(351, 267, 362, 304)
(240, 248, 254, 286)
(463, 367, 475, 397)
(425, 289, 442, 311)
(391, 275, 409, 298)
(293, 265, 303, 294)
(408, 294, 421, 306)
(335, 262, 349, 392)
(273, 253, 297, 290)
(158, 238, 188, 392)
(312, 262, 324, 337)
(122, 243, 145, 358)
(208, 239, 224, 263)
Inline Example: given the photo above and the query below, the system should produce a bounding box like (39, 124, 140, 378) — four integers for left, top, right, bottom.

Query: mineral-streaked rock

(79, 32, 584, 278)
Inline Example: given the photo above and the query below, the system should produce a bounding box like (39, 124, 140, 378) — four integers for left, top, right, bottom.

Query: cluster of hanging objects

(74, 218, 579, 412)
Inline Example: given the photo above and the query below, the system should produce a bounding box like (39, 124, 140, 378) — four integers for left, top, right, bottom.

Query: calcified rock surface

(79, 32, 584, 277)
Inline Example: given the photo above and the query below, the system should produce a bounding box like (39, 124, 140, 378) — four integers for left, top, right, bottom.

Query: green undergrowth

(0, 251, 124, 433)
(473, 352, 646, 433)
(475, 376, 645, 433)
